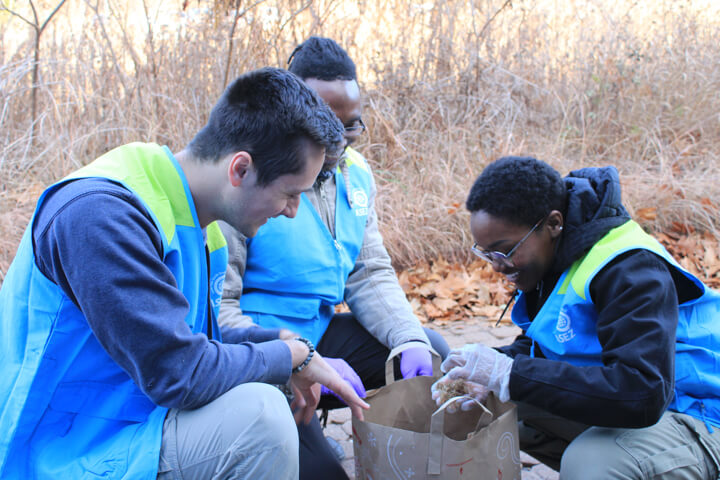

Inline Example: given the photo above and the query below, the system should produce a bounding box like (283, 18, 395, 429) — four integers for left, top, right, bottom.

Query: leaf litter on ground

(389, 232, 720, 327)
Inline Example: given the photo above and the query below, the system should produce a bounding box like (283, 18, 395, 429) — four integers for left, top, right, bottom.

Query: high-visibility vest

(0, 142, 227, 478)
(512, 220, 720, 427)
(242, 147, 372, 344)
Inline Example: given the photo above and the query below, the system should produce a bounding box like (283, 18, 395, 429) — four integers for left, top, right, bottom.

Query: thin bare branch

(0, 1, 38, 29)
(223, 0, 268, 88)
(82, 0, 129, 95)
(38, 0, 67, 33)
(478, 0, 512, 40)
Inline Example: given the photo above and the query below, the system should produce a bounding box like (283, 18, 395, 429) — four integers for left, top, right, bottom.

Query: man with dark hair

(286, 36, 358, 81)
(433, 156, 720, 478)
(0, 67, 368, 480)
(218, 37, 449, 479)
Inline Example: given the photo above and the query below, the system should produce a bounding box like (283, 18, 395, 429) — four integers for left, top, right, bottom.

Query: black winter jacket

(499, 167, 701, 428)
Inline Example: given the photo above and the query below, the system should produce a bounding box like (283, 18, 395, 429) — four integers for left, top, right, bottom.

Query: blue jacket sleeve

(33, 179, 291, 410)
(220, 325, 284, 344)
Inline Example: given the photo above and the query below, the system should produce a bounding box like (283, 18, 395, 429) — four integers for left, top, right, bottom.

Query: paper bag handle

(384, 342, 442, 385)
(427, 396, 493, 476)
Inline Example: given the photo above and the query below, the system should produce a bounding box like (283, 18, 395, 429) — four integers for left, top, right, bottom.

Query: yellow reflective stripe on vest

(342, 147, 369, 172)
(65, 143, 196, 244)
(206, 221, 227, 253)
(568, 220, 665, 300)
(557, 261, 580, 295)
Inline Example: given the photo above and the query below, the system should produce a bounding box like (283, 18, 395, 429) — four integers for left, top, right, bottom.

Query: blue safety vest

(511, 220, 720, 427)
(241, 147, 372, 345)
(0, 143, 227, 479)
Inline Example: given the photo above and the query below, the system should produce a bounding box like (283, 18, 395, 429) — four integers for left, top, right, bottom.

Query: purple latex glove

(400, 346, 433, 378)
(320, 357, 366, 403)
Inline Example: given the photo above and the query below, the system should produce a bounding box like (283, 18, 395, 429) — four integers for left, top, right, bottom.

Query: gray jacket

(218, 152, 430, 349)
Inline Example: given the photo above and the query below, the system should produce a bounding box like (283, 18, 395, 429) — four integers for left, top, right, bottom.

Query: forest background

(2, 0, 720, 323)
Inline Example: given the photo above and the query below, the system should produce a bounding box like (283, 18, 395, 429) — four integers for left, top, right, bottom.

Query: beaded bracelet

(291, 337, 315, 374)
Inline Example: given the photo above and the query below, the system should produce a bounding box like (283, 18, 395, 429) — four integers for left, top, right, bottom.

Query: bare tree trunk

(1, 0, 67, 145)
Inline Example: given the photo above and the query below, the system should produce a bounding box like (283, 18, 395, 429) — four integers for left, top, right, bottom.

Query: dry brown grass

(2, 0, 720, 283)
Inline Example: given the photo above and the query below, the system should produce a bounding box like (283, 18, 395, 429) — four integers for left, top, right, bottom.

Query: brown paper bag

(352, 344, 521, 480)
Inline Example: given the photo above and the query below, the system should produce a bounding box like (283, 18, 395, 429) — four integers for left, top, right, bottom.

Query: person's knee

(424, 327, 450, 359)
(560, 427, 639, 479)
(164, 383, 298, 479)
(560, 430, 609, 478)
(221, 383, 297, 452)
(244, 383, 295, 436)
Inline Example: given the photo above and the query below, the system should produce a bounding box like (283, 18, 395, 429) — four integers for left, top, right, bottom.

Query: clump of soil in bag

(434, 378, 470, 404)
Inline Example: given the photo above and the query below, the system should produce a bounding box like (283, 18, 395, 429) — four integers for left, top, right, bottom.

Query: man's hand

(290, 352, 369, 424)
(321, 357, 366, 402)
(284, 339, 369, 424)
(278, 328, 298, 340)
(400, 346, 433, 378)
(439, 344, 514, 402)
(288, 379, 322, 425)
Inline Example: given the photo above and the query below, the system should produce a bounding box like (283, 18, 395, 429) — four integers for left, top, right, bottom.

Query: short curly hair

(466, 156, 566, 226)
(287, 36, 357, 82)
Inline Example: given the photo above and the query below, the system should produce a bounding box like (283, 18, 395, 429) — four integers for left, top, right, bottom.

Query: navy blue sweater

(32, 178, 291, 410)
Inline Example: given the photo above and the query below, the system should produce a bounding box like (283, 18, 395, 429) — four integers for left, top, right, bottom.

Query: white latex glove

(430, 377, 491, 413)
(440, 344, 514, 402)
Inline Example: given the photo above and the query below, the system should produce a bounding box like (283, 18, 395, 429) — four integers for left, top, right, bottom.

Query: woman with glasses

(432, 156, 720, 479)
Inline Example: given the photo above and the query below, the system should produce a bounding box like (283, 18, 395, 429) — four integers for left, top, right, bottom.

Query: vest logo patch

(352, 188, 369, 217)
(211, 272, 225, 307)
(554, 309, 576, 343)
(352, 189, 368, 207)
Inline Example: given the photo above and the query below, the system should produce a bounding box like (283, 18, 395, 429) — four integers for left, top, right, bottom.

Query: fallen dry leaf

(635, 207, 657, 221)
(398, 231, 720, 325)
(431, 297, 457, 312)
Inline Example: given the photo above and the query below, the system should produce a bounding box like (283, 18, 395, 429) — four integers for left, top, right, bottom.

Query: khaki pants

(157, 383, 298, 480)
(517, 402, 720, 479)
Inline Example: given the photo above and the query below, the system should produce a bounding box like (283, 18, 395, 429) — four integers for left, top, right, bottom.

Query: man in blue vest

(218, 37, 449, 478)
(432, 156, 720, 478)
(0, 67, 369, 480)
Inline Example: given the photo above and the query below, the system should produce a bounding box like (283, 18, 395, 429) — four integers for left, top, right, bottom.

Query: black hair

(466, 156, 567, 226)
(188, 67, 344, 186)
(287, 36, 357, 81)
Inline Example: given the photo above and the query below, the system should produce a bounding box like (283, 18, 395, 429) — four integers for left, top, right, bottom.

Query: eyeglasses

(344, 119, 366, 135)
(471, 217, 545, 269)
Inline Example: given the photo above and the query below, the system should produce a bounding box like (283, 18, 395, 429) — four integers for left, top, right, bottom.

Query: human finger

(440, 352, 466, 373)
(301, 383, 321, 425)
(289, 384, 308, 425)
(326, 375, 369, 420)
